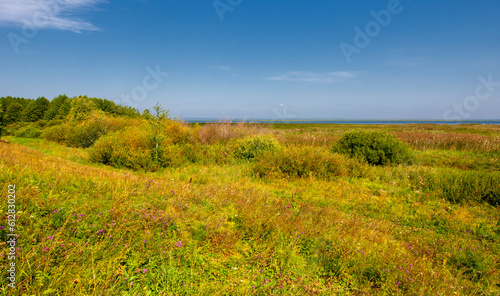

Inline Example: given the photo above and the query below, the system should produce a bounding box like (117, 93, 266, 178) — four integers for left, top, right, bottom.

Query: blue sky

(0, 0, 499, 119)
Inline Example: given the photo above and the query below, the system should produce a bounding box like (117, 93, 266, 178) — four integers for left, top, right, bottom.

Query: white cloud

(0, 0, 105, 33)
(263, 71, 356, 83)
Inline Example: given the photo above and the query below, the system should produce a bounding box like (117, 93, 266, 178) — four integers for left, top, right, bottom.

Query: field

(1, 122, 500, 295)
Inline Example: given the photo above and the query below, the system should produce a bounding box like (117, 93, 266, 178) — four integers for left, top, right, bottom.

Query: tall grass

(1, 123, 500, 295)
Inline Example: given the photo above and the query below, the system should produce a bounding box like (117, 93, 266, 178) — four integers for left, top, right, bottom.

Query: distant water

(183, 119, 500, 125)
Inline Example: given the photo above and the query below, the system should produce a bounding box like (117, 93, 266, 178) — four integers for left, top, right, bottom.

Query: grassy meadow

(1, 118, 500, 295)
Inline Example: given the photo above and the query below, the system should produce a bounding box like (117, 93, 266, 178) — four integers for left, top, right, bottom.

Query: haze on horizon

(0, 0, 499, 120)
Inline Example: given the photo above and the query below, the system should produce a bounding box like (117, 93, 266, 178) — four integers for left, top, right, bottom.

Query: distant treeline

(0, 95, 141, 125)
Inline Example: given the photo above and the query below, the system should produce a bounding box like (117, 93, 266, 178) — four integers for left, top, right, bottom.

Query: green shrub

(90, 124, 156, 171)
(41, 125, 68, 143)
(234, 135, 280, 160)
(14, 125, 42, 138)
(46, 119, 64, 127)
(66, 120, 107, 148)
(333, 130, 413, 166)
(253, 145, 368, 179)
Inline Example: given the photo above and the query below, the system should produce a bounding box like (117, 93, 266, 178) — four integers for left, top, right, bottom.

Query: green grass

(1, 123, 500, 295)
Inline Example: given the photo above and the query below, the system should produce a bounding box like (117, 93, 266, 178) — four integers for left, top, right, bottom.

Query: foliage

(90, 124, 156, 171)
(4, 102, 24, 124)
(410, 168, 500, 206)
(3, 122, 500, 295)
(0, 102, 4, 139)
(14, 125, 42, 138)
(41, 124, 68, 143)
(145, 102, 169, 163)
(234, 135, 280, 160)
(67, 96, 97, 121)
(334, 130, 414, 166)
(253, 145, 368, 179)
(66, 120, 108, 148)
(44, 94, 70, 120)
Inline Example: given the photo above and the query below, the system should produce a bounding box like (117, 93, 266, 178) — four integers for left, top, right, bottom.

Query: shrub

(163, 120, 198, 145)
(253, 145, 368, 179)
(41, 125, 68, 143)
(90, 124, 156, 171)
(234, 135, 280, 160)
(46, 119, 64, 128)
(14, 125, 42, 138)
(66, 120, 107, 148)
(333, 130, 413, 166)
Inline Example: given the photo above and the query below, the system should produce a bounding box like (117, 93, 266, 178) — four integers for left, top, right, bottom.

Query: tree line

(0, 95, 141, 131)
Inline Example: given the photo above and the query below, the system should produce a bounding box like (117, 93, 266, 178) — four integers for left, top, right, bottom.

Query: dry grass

(394, 131, 500, 152)
(1, 123, 500, 295)
(197, 121, 271, 144)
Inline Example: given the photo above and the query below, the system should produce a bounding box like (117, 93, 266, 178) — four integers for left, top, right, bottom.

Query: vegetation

(333, 130, 413, 166)
(234, 135, 280, 160)
(0, 96, 499, 295)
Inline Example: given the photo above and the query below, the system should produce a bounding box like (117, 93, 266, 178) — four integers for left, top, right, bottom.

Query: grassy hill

(1, 120, 499, 295)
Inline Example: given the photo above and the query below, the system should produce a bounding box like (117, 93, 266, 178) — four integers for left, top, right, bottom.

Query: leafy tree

(22, 100, 40, 122)
(44, 95, 69, 120)
(4, 102, 24, 124)
(55, 98, 72, 119)
(35, 96, 50, 115)
(145, 102, 169, 162)
(67, 96, 96, 121)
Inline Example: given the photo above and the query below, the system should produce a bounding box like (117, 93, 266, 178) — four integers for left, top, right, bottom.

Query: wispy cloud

(263, 71, 356, 83)
(0, 0, 105, 33)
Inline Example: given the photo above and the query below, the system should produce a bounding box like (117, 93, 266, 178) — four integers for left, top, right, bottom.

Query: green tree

(4, 102, 24, 124)
(55, 98, 72, 119)
(67, 96, 96, 121)
(22, 100, 40, 122)
(35, 96, 50, 116)
(145, 102, 169, 162)
(44, 95, 69, 120)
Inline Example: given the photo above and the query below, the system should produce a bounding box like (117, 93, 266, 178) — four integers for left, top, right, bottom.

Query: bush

(253, 146, 368, 179)
(333, 131, 413, 166)
(41, 125, 68, 143)
(46, 119, 64, 128)
(163, 120, 198, 145)
(14, 125, 42, 138)
(90, 124, 156, 171)
(234, 135, 280, 160)
(66, 120, 107, 148)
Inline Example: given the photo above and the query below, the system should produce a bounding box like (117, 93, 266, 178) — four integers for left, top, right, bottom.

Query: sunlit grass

(1, 123, 499, 295)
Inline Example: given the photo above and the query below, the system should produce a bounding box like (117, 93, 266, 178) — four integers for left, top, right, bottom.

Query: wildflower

(143, 269, 147, 273)
(175, 241, 183, 247)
